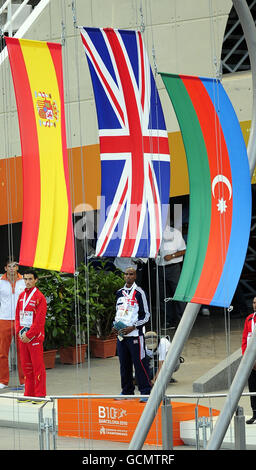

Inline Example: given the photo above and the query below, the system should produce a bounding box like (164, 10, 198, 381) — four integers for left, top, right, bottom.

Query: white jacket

(0, 274, 26, 320)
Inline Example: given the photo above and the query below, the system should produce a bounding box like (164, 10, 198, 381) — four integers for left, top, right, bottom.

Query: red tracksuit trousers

(19, 340, 46, 397)
(0, 320, 24, 385)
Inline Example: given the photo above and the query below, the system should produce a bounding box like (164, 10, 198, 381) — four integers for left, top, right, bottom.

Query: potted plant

(42, 314, 59, 369)
(35, 261, 124, 362)
(77, 261, 124, 358)
(36, 270, 70, 368)
(37, 270, 88, 366)
(58, 301, 89, 365)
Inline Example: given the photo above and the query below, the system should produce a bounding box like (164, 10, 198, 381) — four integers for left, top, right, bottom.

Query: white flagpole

(129, 0, 256, 451)
(207, 0, 256, 449)
(129, 303, 201, 449)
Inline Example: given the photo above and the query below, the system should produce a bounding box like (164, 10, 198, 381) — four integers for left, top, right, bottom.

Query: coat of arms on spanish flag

(6, 38, 75, 273)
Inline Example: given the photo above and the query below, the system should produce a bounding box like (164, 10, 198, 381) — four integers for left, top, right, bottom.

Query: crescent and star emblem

(211, 175, 232, 214)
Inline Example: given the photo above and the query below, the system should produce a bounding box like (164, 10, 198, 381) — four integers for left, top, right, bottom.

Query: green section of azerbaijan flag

(160, 73, 212, 302)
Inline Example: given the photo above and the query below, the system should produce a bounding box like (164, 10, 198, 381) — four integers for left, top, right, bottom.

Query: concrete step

(0, 392, 56, 429)
(180, 416, 256, 449)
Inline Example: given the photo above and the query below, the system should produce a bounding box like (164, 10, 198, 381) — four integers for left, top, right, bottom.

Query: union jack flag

(81, 27, 170, 258)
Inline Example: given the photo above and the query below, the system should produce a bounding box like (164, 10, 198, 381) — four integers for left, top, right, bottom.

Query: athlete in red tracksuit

(242, 296, 256, 424)
(15, 270, 47, 398)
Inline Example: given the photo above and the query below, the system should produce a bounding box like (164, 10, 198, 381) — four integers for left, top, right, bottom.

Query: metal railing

(221, 0, 256, 73)
(0, 0, 49, 65)
(0, 391, 255, 450)
(0, 0, 32, 37)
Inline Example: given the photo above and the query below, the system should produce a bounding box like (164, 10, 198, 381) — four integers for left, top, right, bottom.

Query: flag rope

(0, 31, 24, 445)
(137, 1, 163, 446)
(70, 0, 94, 445)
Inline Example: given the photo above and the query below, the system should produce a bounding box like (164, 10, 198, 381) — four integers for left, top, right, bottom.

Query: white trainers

(0, 383, 7, 389)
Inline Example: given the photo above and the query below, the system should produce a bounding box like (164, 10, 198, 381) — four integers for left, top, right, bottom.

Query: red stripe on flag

(181, 75, 233, 304)
(103, 28, 145, 256)
(148, 164, 161, 253)
(100, 135, 169, 155)
(138, 32, 145, 111)
(48, 42, 75, 273)
(5, 37, 41, 267)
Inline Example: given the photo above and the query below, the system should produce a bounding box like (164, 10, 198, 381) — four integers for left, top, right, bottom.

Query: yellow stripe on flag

(19, 40, 69, 271)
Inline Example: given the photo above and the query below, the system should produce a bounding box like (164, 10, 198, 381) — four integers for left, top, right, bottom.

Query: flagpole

(206, 0, 256, 449)
(128, 303, 201, 450)
(129, 0, 256, 452)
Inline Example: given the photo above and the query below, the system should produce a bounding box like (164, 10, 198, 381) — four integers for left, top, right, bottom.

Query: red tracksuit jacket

(241, 313, 256, 355)
(15, 287, 47, 342)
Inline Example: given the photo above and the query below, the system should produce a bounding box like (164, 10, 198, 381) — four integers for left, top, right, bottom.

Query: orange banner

(58, 396, 220, 446)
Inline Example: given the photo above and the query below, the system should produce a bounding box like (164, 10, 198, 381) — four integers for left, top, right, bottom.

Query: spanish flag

(6, 38, 75, 273)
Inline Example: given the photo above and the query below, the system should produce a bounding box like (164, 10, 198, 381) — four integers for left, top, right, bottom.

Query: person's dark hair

(4, 257, 18, 267)
(23, 269, 38, 280)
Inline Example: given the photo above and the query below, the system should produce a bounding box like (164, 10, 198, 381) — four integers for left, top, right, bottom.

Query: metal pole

(129, 303, 200, 449)
(52, 400, 57, 450)
(38, 407, 44, 450)
(161, 396, 173, 450)
(234, 406, 246, 450)
(202, 417, 210, 449)
(206, 0, 256, 449)
(207, 330, 256, 449)
(7, 1, 12, 37)
(195, 405, 200, 450)
(45, 417, 50, 450)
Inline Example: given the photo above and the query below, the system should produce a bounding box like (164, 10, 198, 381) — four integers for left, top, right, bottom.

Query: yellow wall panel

(1, 120, 254, 225)
(169, 131, 189, 197)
